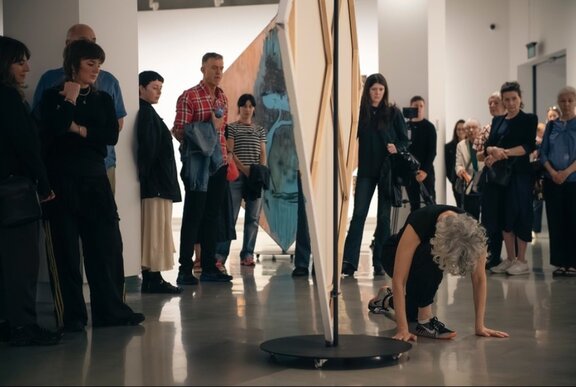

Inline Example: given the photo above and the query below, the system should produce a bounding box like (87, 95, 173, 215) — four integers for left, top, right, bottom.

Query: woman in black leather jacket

(137, 71, 182, 293)
(0, 35, 60, 346)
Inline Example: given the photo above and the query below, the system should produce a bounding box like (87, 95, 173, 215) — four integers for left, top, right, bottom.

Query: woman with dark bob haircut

(0, 36, 60, 345)
(38, 39, 144, 331)
(483, 81, 538, 276)
(215, 93, 267, 267)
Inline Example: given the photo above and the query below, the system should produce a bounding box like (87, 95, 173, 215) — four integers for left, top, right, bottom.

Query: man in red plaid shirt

(172, 52, 233, 283)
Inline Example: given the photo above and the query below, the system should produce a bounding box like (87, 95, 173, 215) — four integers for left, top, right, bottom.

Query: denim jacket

(180, 121, 224, 192)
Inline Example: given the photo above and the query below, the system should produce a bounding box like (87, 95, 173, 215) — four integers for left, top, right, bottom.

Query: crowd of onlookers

(1, 24, 575, 348)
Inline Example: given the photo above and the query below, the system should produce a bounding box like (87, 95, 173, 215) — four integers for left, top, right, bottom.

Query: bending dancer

(369, 204, 509, 341)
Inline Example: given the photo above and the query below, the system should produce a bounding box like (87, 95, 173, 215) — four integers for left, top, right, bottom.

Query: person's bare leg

(516, 238, 528, 263)
(502, 231, 516, 261)
(417, 305, 433, 322)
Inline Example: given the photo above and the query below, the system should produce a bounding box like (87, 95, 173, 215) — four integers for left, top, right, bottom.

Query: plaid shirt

(172, 80, 229, 163)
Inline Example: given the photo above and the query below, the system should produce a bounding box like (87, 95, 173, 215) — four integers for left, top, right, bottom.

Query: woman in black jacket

(444, 119, 466, 207)
(342, 73, 409, 276)
(38, 40, 144, 331)
(483, 81, 537, 276)
(0, 36, 60, 346)
(137, 71, 182, 293)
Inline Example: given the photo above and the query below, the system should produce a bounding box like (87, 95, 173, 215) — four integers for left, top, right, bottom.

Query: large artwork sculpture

(221, 0, 361, 342)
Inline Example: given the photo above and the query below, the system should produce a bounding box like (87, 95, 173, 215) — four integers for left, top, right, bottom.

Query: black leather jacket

(136, 99, 181, 202)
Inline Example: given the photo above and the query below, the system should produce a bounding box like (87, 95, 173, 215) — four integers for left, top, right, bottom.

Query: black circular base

(260, 334, 411, 368)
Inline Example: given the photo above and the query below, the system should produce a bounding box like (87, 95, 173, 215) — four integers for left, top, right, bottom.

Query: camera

(402, 107, 418, 119)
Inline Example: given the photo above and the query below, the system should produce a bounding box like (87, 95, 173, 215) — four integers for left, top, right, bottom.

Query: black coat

(137, 99, 181, 202)
(444, 140, 458, 184)
(486, 111, 537, 175)
(0, 85, 50, 198)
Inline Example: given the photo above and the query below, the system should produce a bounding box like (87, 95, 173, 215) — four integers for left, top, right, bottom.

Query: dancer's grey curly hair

(430, 213, 487, 276)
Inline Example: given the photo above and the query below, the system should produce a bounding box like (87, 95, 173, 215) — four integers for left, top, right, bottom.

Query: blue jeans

(343, 176, 392, 269)
(216, 175, 262, 262)
(294, 171, 311, 268)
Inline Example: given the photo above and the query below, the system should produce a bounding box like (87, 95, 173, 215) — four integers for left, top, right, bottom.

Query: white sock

(418, 317, 431, 325)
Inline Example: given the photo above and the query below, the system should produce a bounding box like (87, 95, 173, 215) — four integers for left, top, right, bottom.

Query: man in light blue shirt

(32, 24, 126, 193)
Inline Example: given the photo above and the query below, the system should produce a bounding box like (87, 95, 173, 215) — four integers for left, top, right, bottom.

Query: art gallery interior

(1, 0, 575, 385)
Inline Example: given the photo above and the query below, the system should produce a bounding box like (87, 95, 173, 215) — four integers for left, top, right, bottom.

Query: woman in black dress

(484, 82, 538, 276)
(368, 204, 508, 341)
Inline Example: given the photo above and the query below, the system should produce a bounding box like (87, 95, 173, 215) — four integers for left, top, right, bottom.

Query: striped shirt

(228, 121, 266, 166)
(172, 80, 229, 163)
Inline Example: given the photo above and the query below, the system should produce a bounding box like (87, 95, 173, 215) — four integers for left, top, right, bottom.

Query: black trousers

(380, 234, 444, 321)
(178, 166, 227, 274)
(480, 183, 504, 263)
(543, 180, 576, 268)
(294, 171, 311, 268)
(462, 193, 481, 220)
(0, 220, 40, 326)
(406, 172, 436, 212)
(45, 174, 133, 326)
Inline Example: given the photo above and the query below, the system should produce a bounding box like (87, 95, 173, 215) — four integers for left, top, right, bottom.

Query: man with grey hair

(479, 91, 506, 270)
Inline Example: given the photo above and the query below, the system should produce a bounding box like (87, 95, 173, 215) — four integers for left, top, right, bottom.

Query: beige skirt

(141, 198, 175, 272)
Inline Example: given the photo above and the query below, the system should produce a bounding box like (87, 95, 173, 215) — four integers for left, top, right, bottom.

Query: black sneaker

(368, 286, 393, 314)
(0, 321, 10, 342)
(291, 266, 309, 277)
(415, 317, 456, 339)
(93, 312, 145, 328)
(9, 324, 62, 346)
(62, 320, 86, 333)
(341, 261, 356, 276)
(143, 280, 183, 294)
(177, 272, 199, 285)
(200, 272, 233, 282)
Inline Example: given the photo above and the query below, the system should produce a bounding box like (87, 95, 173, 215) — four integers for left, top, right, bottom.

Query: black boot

(145, 272, 183, 294)
(141, 269, 151, 293)
(9, 324, 61, 346)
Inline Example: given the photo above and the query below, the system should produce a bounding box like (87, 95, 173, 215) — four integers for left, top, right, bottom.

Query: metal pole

(332, 0, 339, 347)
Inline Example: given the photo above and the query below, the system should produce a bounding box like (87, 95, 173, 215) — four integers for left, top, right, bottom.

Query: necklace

(77, 86, 91, 104)
(78, 86, 91, 96)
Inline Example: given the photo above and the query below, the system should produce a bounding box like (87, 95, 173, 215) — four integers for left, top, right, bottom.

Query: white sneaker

(490, 259, 515, 274)
(506, 261, 530, 275)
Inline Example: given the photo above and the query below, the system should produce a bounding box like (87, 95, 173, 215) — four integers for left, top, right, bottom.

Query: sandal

(241, 257, 256, 267)
(564, 267, 576, 277)
(552, 267, 566, 276)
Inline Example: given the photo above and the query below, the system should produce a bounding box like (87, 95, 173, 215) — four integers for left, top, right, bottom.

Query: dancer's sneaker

(368, 286, 393, 314)
(415, 317, 456, 339)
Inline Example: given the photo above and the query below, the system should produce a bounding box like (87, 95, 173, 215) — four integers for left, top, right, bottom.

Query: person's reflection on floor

(339, 277, 368, 335)
(86, 325, 145, 384)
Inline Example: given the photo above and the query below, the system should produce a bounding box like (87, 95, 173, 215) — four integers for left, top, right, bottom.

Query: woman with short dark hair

(483, 81, 538, 276)
(215, 93, 267, 268)
(38, 39, 144, 331)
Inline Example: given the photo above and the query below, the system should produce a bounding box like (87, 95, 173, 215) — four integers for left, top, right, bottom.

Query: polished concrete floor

(1, 216, 575, 386)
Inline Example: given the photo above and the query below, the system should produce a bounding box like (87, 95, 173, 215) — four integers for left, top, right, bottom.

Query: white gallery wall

(137, 5, 278, 217)
(137, 1, 379, 219)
